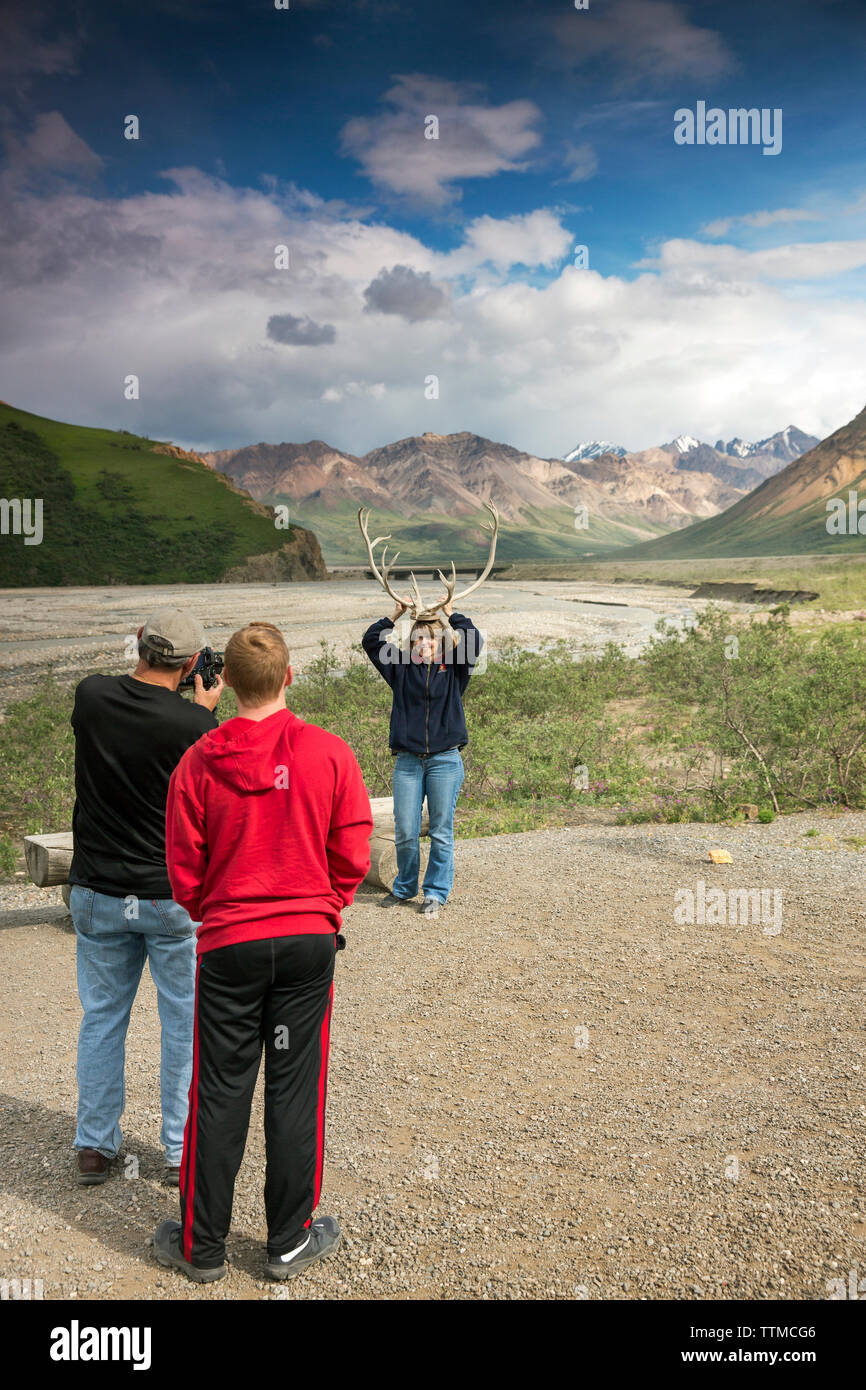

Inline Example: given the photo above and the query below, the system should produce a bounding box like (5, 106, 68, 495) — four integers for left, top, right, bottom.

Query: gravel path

(1, 811, 864, 1301)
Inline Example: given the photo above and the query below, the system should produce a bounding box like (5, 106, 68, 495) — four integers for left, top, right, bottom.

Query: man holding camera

(68, 608, 223, 1187)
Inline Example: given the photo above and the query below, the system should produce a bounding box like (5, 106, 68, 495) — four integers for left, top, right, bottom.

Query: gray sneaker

(153, 1219, 226, 1283)
(265, 1215, 342, 1281)
(420, 896, 442, 919)
(379, 892, 413, 908)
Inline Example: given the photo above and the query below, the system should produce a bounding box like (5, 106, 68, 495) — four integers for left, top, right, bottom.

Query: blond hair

(224, 621, 289, 705)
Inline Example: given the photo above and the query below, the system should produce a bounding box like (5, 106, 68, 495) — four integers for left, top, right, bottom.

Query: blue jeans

(392, 749, 465, 904)
(70, 886, 197, 1165)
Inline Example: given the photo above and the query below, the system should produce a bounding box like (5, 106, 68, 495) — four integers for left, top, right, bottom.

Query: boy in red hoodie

(153, 621, 372, 1283)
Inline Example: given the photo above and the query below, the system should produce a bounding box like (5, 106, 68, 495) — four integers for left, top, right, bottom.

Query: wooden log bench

(24, 832, 74, 906)
(24, 795, 430, 902)
(367, 797, 430, 893)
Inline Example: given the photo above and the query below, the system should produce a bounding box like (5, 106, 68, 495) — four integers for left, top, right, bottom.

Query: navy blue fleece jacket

(361, 612, 483, 755)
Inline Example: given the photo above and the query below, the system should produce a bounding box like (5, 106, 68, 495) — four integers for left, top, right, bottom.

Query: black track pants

(178, 933, 336, 1267)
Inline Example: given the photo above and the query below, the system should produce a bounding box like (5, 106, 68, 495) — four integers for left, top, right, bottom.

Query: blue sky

(2, 0, 865, 457)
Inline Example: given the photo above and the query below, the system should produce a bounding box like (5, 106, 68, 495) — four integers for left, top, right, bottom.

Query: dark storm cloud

(0, 6, 82, 81)
(362, 264, 449, 322)
(267, 313, 336, 346)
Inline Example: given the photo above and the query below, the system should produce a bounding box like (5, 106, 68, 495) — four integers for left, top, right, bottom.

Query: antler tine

(427, 560, 456, 615)
(380, 545, 402, 594)
(450, 500, 500, 604)
(358, 506, 404, 605)
(409, 570, 425, 613)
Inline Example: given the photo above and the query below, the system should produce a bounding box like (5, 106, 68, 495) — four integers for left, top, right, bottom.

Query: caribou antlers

(358, 501, 499, 621)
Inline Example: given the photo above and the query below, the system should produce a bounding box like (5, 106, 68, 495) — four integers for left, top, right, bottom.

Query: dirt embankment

(220, 527, 327, 582)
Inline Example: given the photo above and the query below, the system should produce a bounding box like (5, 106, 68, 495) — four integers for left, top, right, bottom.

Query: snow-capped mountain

(563, 440, 628, 462)
(671, 434, 702, 454)
(719, 437, 753, 459)
(638, 404, 866, 559)
(563, 427, 818, 468)
(560, 425, 821, 499)
(715, 425, 819, 464)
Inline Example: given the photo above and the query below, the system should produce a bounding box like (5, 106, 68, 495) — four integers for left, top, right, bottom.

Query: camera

(179, 645, 225, 692)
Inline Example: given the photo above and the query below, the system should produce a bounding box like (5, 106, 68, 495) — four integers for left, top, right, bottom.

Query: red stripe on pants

(312, 983, 333, 1213)
(182, 956, 202, 1261)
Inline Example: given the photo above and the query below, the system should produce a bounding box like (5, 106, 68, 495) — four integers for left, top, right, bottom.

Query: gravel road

(1, 811, 864, 1301)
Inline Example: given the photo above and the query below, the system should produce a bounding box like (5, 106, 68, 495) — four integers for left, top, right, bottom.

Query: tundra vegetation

(1, 606, 864, 876)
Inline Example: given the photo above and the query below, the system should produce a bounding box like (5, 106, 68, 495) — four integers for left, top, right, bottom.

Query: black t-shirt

(69, 674, 218, 899)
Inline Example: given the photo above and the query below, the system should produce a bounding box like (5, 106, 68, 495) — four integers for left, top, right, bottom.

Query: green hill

(282, 497, 667, 566)
(0, 403, 314, 586)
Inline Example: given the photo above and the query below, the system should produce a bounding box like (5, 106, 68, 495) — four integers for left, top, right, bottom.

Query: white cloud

(442, 210, 574, 275)
(339, 74, 543, 206)
(2, 155, 864, 459)
(561, 141, 598, 183)
(703, 207, 823, 237)
(551, 0, 734, 87)
(639, 237, 866, 281)
(321, 381, 387, 402)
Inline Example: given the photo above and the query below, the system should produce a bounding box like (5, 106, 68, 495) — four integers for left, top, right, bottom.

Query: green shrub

(0, 678, 76, 837)
(1, 616, 864, 846)
(639, 607, 866, 816)
(0, 836, 18, 878)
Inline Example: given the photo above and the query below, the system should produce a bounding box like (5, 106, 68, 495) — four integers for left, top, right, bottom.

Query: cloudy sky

(1, 0, 865, 458)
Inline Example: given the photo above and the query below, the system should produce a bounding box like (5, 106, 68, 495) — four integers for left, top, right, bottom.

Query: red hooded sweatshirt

(165, 707, 373, 955)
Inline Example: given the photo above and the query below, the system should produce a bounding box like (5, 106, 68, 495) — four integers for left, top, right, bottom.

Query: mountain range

(565, 426, 818, 489)
(629, 404, 866, 558)
(203, 424, 820, 563)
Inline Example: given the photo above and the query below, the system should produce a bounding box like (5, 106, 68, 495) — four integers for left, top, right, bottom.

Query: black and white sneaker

(420, 896, 442, 919)
(264, 1215, 342, 1281)
(379, 892, 413, 908)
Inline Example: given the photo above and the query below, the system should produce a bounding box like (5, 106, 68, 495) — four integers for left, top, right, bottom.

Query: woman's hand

(390, 595, 412, 621)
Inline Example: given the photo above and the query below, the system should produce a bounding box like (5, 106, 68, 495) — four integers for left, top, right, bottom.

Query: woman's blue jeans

(391, 749, 465, 904)
(70, 886, 197, 1165)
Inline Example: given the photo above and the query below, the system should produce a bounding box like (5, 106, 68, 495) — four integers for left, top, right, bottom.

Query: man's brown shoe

(76, 1148, 113, 1186)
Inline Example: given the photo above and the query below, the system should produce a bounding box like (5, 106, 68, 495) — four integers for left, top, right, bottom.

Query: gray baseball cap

(140, 607, 206, 659)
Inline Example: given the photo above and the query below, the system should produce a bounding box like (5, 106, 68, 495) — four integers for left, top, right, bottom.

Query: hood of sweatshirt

(192, 707, 306, 793)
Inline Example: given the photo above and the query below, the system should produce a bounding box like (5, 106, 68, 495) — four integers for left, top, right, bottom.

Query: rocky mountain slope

(629, 405, 866, 558)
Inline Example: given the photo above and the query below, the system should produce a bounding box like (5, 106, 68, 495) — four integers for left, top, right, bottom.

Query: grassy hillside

(626, 494, 866, 560)
(276, 497, 669, 565)
(0, 403, 293, 586)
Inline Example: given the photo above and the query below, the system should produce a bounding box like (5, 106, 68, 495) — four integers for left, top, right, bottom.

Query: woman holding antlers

(359, 503, 497, 920)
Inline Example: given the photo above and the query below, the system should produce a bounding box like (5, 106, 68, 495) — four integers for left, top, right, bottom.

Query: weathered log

(369, 795, 429, 834)
(364, 795, 431, 891)
(24, 832, 74, 888)
(366, 832, 430, 893)
(25, 796, 431, 897)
